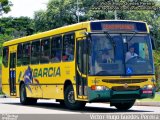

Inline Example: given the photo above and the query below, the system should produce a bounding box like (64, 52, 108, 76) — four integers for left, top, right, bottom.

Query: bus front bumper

(88, 87, 156, 102)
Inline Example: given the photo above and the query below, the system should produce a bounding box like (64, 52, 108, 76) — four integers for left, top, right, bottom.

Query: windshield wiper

(128, 32, 137, 42)
(104, 31, 116, 47)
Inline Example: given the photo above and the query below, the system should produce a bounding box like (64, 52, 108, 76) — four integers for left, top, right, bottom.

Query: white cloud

(2, 0, 49, 18)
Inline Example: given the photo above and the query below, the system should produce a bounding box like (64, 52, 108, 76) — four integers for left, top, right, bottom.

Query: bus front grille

(102, 79, 147, 84)
(112, 86, 140, 91)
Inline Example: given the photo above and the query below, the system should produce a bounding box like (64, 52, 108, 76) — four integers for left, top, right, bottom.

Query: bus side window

(40, 38, 50, 64)
(17, 44, 23, 66)
(2, 47, 9, 67)
(51, 36, 62, 62)
(31, 40, 40, 64)
(22, 43, 31, 65)
(62, 33, 75, 61)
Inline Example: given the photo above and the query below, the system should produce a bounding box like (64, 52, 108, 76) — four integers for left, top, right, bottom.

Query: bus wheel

(64, 85, 86, 110)
(114, 100, 135, 110)
(20, 83, 28, 105)
(20, 84, 37, 105)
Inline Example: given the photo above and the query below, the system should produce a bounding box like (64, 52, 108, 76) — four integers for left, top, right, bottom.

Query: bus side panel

(41, 62, 75, 99)
(16, 53, 76, 100)
(2, 66, 10, 96)
(41, 85, 64, 99)
(16, 66, 35, 98)
(2, 85, 10, 96)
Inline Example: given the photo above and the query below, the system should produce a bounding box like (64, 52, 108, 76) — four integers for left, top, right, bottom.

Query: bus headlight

(142, 84, 153, 90)
(147, 85, 153, 89)
(91, 85, 109, 91)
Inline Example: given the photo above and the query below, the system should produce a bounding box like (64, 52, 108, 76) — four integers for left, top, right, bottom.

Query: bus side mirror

(151, 36, 156, 50)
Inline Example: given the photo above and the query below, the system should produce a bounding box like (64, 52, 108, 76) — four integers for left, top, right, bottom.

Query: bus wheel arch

(64, 80, 72, 94)
(19, 81, 37, 105)
(63, 80, 86, 110)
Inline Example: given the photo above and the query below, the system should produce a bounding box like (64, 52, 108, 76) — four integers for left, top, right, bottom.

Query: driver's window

(125, 44, 138, 62)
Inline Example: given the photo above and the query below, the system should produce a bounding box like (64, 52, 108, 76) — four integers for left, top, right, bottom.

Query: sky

(2, 0, 50, 18)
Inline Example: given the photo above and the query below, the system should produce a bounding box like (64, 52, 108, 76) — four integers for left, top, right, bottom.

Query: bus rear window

(2, 47, 9, 67)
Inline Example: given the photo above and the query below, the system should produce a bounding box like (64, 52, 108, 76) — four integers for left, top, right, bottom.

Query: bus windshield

(88, 33, 154, 76)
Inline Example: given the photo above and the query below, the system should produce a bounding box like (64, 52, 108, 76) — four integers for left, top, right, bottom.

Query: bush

(154, 50, 160, 91)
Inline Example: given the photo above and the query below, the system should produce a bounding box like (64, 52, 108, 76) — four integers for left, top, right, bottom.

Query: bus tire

(64, 85, 86, 110)
(59, 100, 65, 106)
(114, 100, 135, 110)
(20, 83, 29, 105)
(20, 84, 37, 105)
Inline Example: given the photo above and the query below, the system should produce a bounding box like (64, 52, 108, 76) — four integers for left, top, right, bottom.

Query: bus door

(77, 39, 88, 98)
(9, 52, 17, 96)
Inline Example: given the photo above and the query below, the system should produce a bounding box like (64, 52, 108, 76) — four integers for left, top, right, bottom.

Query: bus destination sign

(102, 24, 135, 31)
(91, 21, 148, 33)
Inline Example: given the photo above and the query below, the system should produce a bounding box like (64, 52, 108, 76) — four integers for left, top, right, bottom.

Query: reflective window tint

(22, 43, 30, 65)
(17, 44, 23, 66)
(41, 38, 50, 63)
(62, 33, 75, 61)
(2, 47, 9, 67)
(51, 36, 62, 62)
(31, 40, 40, 64)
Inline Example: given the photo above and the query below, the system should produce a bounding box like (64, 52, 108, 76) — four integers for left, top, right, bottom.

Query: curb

(135, 101, 160, 107)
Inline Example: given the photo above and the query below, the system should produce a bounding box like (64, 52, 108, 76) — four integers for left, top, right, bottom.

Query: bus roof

(3, 20, 148, 47)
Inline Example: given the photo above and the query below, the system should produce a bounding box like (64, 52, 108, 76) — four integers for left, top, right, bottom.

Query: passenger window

(2, 47, 9, 67)
(31, 40, 40, 64)
(51, 36, 62, 62)
(41, 38, 50, 63)
(62, 33, 75, 61)
(17, 44, 23, 66)
(22, 43, 31, 65)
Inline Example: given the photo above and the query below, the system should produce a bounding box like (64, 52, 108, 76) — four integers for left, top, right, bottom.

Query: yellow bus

(2, 20, 156, 110)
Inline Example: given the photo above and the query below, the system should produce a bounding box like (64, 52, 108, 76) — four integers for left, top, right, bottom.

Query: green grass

(140, 94, 160, 102)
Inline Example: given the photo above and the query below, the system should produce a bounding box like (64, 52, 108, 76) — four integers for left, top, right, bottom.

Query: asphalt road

(0, 98, 160, 114)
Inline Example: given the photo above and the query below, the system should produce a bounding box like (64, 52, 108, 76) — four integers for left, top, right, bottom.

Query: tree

(0, 17, 34, 37)
(0, 17, 34, 56)
(0, 0, 12, 15)
(34, 0, 80, 32)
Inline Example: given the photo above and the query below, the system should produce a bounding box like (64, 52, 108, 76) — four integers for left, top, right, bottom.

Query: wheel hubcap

(68, 91, 75, 104)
